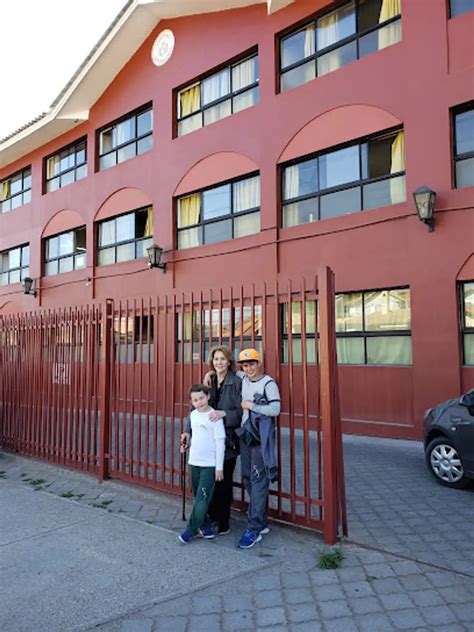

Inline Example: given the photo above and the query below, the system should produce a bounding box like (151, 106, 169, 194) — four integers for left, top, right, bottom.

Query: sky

(0, 0, 126, 139)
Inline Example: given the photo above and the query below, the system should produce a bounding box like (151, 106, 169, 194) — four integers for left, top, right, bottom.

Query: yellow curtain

(178, 194, 200, 227)
(180, 84, 201, 118)
(379, 0, 402, 49)
(1, 179, 10, 201)
(144, 207, 153, 237)
(48, 156, 60, 179)
(390, 131, 406, 203)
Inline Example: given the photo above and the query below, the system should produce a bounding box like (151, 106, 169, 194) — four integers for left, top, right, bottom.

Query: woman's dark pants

(208, 456, 237, 531)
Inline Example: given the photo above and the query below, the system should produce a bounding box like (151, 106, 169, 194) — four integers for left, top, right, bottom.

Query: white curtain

(202, 69, 230, 105)
(284, 165, 300, 200)
(234, 176, 260, 212)
(317, 12, 342, 76)
(233, 58, 256, 91)
(99, 220, 115, 247)
(304, 24, 316, 58)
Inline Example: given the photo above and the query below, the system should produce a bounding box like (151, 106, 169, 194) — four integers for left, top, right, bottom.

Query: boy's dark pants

(209, 456, 237, 531)
(187, 465, 215, 535)
(240, 440, 268, 533)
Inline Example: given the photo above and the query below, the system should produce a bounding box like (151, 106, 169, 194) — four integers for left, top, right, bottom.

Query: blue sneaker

(178, 529, 194, 544)
(199, 527, 215, 539)
(238, 528, 262, 549)
(260, 524, 270, 535)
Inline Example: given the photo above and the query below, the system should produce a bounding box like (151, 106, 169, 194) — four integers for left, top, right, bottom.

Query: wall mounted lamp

(23, 277, 37, 297)
(413, 186, 436, 232)
(146, 244, 166, 272)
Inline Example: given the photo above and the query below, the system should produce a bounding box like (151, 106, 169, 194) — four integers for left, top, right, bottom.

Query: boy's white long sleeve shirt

(188, 408, 226, 470)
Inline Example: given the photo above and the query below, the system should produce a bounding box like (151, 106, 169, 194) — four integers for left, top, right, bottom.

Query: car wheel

(426, 437, 470, 489)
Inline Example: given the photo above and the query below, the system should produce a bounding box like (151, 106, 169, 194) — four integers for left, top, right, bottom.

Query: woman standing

(181, 345, 242, 534)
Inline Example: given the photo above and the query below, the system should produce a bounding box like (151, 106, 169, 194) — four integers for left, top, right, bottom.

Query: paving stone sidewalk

(1, 439, 474, 632)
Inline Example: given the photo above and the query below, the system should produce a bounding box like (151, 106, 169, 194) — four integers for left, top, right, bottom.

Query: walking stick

(181, 442, 187, 521)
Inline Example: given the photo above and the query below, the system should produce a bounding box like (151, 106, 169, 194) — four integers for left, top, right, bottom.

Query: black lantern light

(146, 244, 166, 271)
(413, 186, 436, 232)
(23, 277, 37, 296)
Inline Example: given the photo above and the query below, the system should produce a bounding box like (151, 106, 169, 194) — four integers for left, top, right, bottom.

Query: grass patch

(90, 500, 113, 510)
(60, 491, 75, 498)
(317, 547, 344, 570)
(28, 479, 46, 487)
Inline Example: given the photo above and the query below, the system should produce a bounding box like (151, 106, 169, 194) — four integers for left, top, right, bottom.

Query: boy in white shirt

(179, 384, 226, 543)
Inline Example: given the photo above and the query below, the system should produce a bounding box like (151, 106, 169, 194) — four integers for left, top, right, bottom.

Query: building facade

(1, 0, 473, 439)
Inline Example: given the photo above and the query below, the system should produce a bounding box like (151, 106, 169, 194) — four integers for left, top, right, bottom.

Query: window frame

(96, 206, 153, 266)
(281, 286, 412, 366)
(43, 226, 87, 277)
(175, 50, 259, 137)
(452, 102, 474, 189)
(280, 127, 405, 228)
(0, 166, 32, 213)
(97, 103, 153, 171)
(278, 0, 402, 92)
(176, 172, 261, 249)
(460, 281, 474, 366)
(44, 138, 87, 193)
(0, 244, 30, 286)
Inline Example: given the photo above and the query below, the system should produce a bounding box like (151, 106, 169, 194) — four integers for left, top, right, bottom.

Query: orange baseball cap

(238, 348, 260, 362)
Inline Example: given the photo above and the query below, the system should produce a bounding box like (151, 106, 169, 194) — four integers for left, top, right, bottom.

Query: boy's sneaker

(238, 528, 262, 549)
(178, 529, 194, 544)
(199, 527, 216, 539)
(260, 524, 270, 535)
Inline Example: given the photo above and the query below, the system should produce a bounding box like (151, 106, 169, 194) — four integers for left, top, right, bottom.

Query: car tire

(425, 437, 470, 489)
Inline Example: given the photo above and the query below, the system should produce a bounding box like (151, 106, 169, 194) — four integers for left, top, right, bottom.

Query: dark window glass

(454, 106, 474, 189)
(98, 106, 152, 171)
(1, 167, 32, 213)
(450, 0, 474, 18)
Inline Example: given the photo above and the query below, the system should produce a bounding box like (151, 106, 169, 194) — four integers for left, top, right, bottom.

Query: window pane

(464, 334, 474, 365)
(233, 86, 259, 113)
(203, 219, 232, 244)
(320, 186, 361, 219)
(99, 220, 116, 247)
(202, 69, 230, 105)
(317, 41, 357, 76)
(359, 19, 401, 57)
(363, 175, 406, 209)
(75, 254, 86, 269)
(59, 232, 74, 256)
(364, 289, 411, 331)
(137, 135, 152, 155)
(98, 248, 115, 266)
(178, 112, 202, 136)
(281, 24, 315, 68)
(9, 269, 21, 284)
(364, 135, 396, 179)
(367, 336, 412, 365)
(116, 242, 135, 262)
(336, 293, 363, 332)
(319, 145, 360, 190)
(234, 212, 260, 238)
(284, 159, 318, 200)
(456, 157, 474, 188)
(59, 256, 74, 274)
(59, 148, 74, 172)
(100, 129, 114, 154)
(137, 110, 152, 136)
(451, 0, 474, 18)
(117, 143, 136, 164)
(456, 109, 474, 155)
(10, 173, 22, 195)
(99, 153, 116, 171)
(136, 237, 153, 259)
(358, 0, 384, 31)
(281, 61, 315, 92)
(60, 170, 75, 188)
(8, 248, 21, 269)
(178, 227, 202, 249)
(463, 282, 474, 327)
(234, 176, 260, 212)
(75, 164, 87, 181)
(22, 246, 29, 266)
(45, 260, 58, 276)
(76, 227, 86, 252)
(336, 337, 365, 364)
(47, 236, 59, 260)
(115, 118, 134, 146)
(282, 198, 319, 227)
(317, 3, 356, 51)
(24, 172, 32, 189)
(23, 190, 32, 205)
(116, 214, 135, 242)
(203, 99, 232, 125)
(202, 184, 230, 220)
(76, 145, 86, 165)
(47, 177, 60, 192)
(11, 195, 22, 210)
(232, 56, 258, 90)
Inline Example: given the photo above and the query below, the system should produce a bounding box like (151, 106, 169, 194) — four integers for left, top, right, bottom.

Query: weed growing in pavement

(60, 491, 75, 498)
(90, 500, 113, 510)
(317, 547, 344, 570)
(0, 471, 6, 478)
(28, 479, 46, 487)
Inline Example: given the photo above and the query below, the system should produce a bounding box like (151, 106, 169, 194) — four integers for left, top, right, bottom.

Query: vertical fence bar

(98, 300, 113, 482)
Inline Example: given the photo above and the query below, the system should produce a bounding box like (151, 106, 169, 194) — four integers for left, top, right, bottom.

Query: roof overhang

(0, 0, 294, 170)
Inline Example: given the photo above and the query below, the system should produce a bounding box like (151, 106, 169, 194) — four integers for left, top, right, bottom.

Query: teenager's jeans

(209, 456, 237, 531)
(187, 465, 215, 535)
(240, 440, 268, 533)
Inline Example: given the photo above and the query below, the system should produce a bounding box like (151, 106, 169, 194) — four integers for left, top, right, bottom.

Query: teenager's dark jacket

(184, 371, 242, 460)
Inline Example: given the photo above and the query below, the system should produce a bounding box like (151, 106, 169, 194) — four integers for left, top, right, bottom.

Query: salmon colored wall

(1, 0, 473, 438)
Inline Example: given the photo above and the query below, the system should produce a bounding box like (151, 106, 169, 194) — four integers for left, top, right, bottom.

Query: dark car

(423, 390, 474, 489)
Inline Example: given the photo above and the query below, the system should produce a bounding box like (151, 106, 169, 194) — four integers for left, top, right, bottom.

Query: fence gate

(0, 267, 346, 543)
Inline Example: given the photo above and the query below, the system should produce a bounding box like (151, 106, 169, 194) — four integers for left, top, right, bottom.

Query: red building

(1, 0, 473, 440)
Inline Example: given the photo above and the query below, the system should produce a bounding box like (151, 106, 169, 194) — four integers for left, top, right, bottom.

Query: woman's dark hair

(207, 345, 236, 373)
(188, 383, 211, 397)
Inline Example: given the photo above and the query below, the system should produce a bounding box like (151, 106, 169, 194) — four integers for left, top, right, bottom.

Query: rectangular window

(44, 227, 87, 276)
(177, 53, 259, 137)
(282, 288, 412, 365)
(0, 244, 30, 286)
(45, 139, 87, 192)
(177, 174, 260, 249)
(282, 129, 405, 227)
(279, 0, 401, 92)
(0, 167, 32, 213)
(114, 315, 154, 363)
(450, 0, 474, 17)
(453, 104, 474, 189)
(98, 106, 153, 171)
(461, 282, 474, 365)
(177, 305, 262, 362)
(97, 207, 153, 266)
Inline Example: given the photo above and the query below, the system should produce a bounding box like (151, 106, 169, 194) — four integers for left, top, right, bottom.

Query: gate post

(98, 300, 113, 483)
(319, 266, 341, 545)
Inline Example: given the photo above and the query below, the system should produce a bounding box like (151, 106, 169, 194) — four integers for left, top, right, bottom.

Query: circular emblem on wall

(151, 29, 175, 67)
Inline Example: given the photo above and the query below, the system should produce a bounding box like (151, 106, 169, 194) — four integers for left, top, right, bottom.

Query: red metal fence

(0, 267, 346, 543)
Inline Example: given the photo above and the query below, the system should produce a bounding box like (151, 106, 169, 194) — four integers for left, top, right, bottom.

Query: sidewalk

(1, 439, 474, 632)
